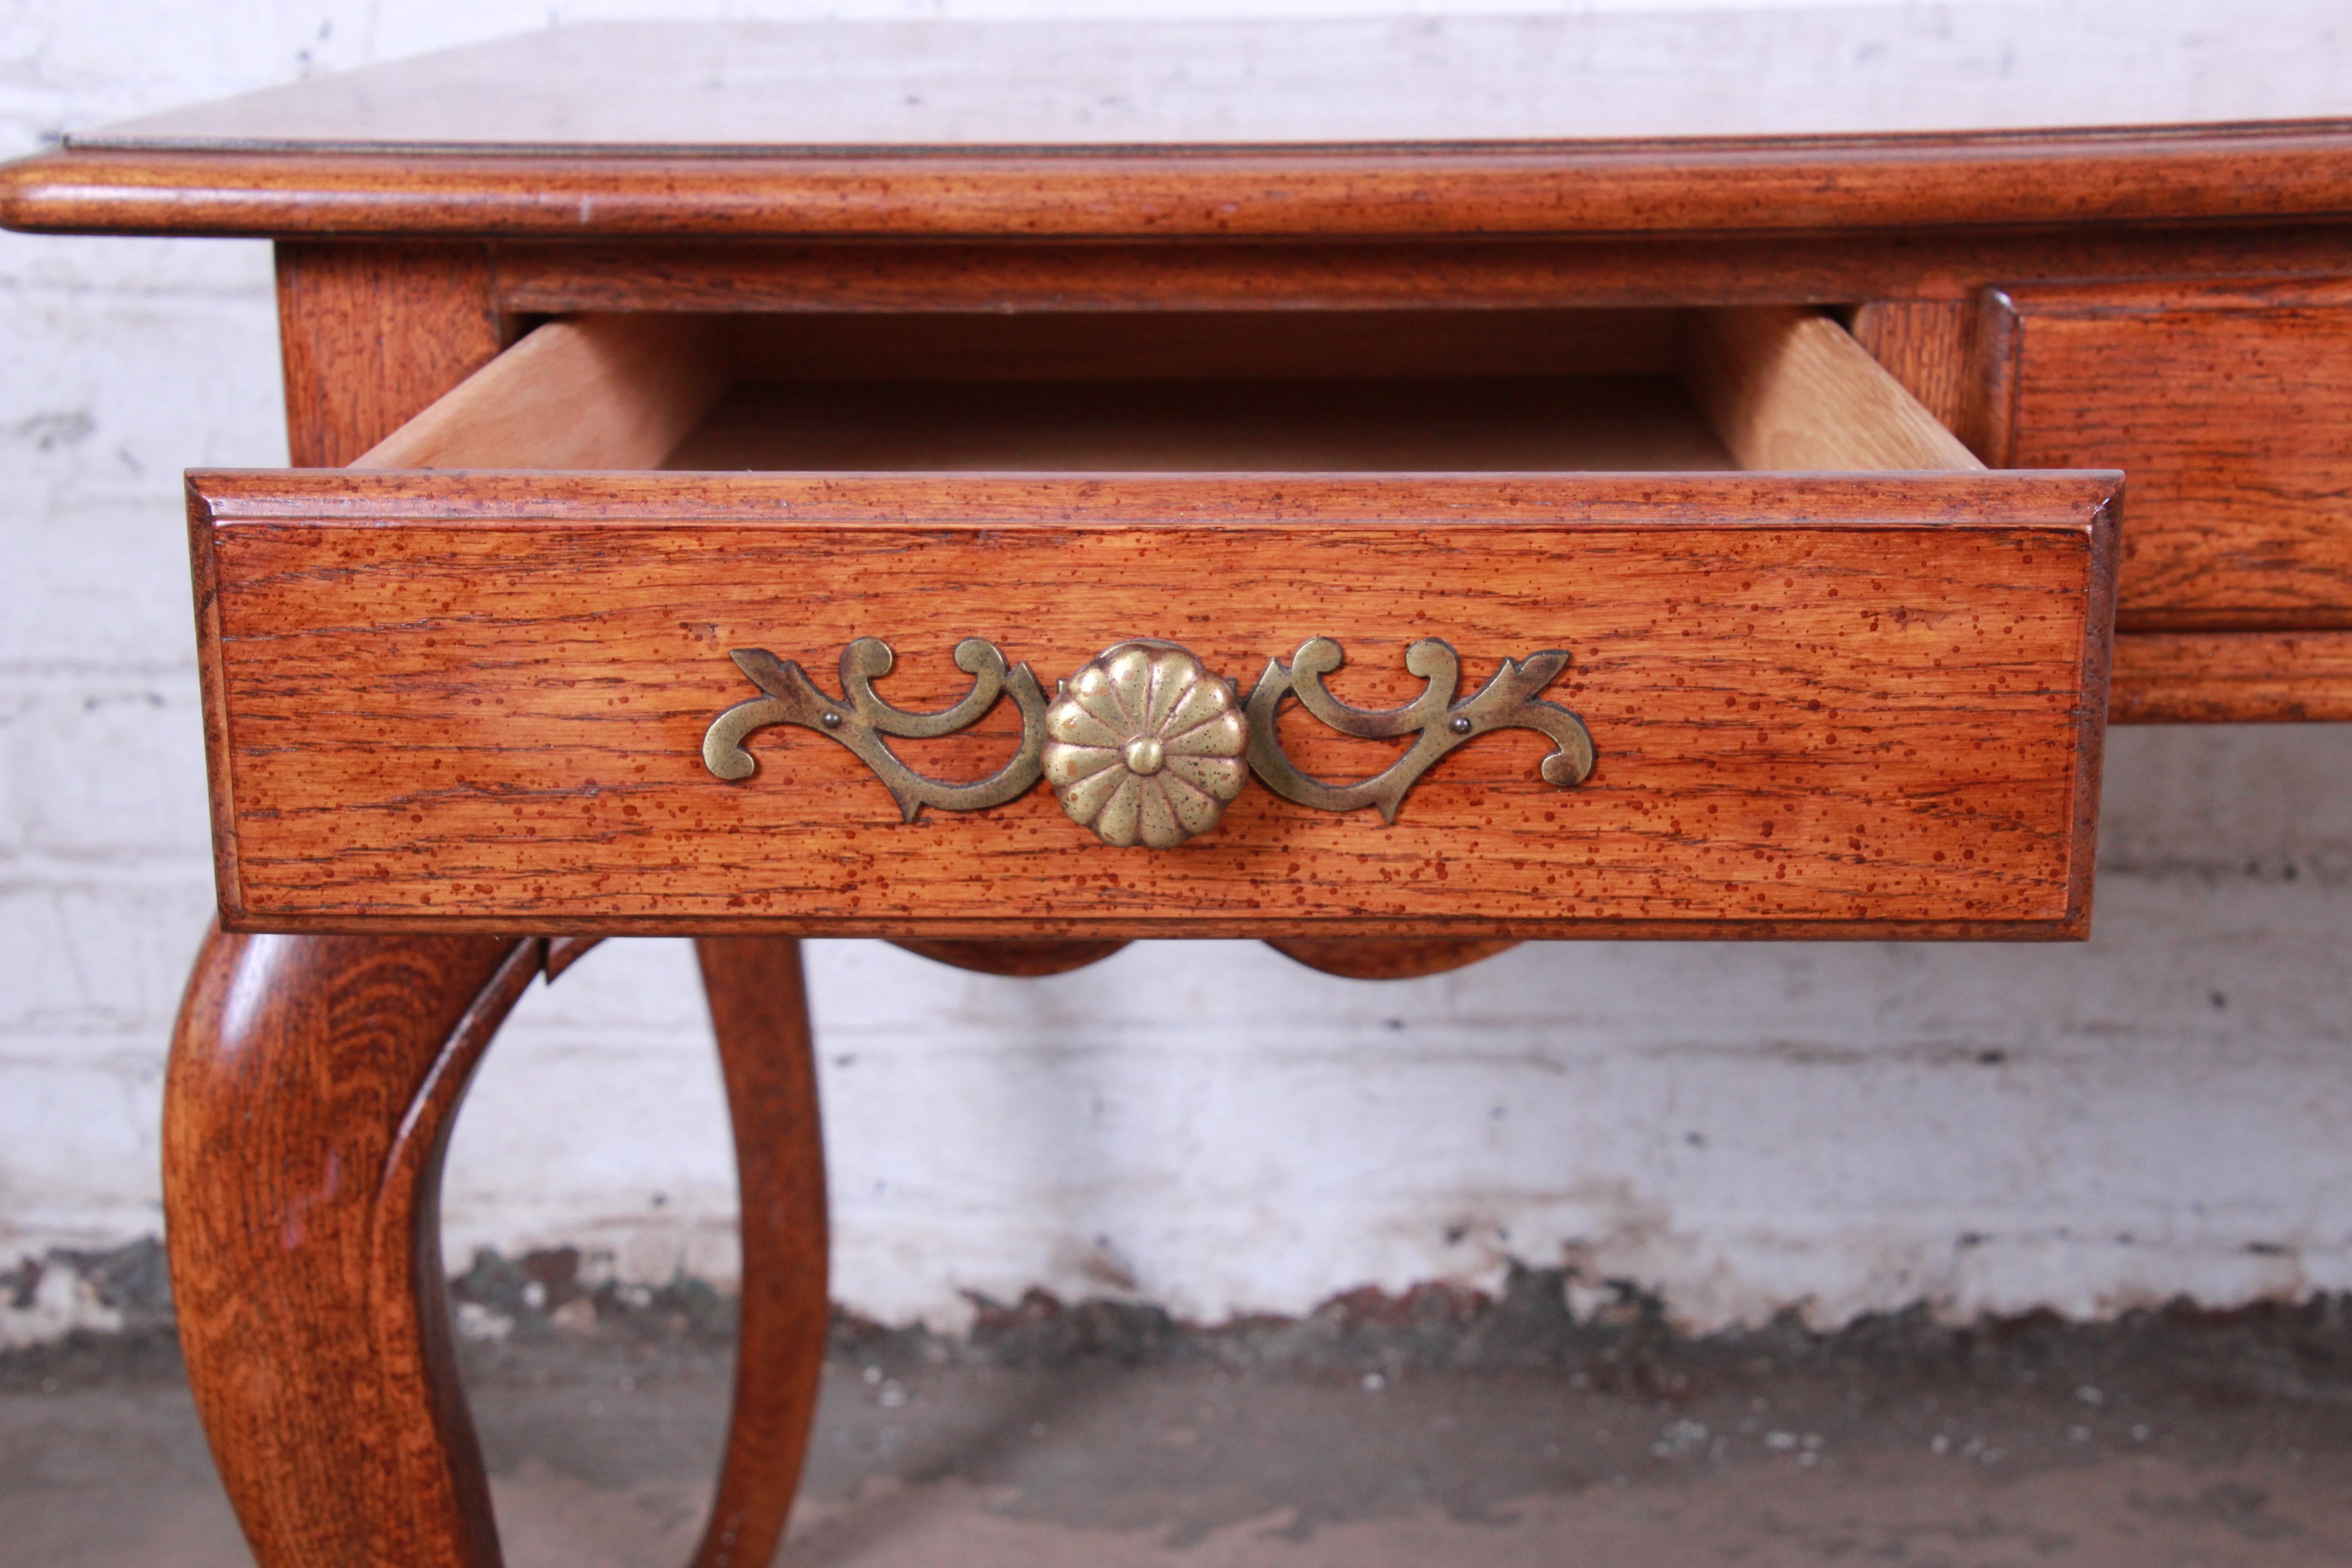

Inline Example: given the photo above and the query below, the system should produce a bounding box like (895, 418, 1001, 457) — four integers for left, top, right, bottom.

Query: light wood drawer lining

(355, 305, 1981, 478)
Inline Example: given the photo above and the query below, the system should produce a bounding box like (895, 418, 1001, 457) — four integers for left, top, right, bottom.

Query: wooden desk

(6, 13, 2351, 1565)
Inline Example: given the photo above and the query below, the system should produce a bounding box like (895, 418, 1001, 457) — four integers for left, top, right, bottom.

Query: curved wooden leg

(693, 937, 831, 1568)
(165, 926, 539, 1568)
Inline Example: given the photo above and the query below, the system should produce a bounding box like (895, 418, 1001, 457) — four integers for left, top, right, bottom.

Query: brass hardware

(702, 637, 1047, 821)
(704, 634, 1592, 838)
(1043, 640, 1249, 848)
(1244, 638, 1593, 821)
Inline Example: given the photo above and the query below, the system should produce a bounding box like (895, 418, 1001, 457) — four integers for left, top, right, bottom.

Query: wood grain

(166, 245, 572, 1568)
(484, 228, 2352, 319)
(1268, 938, 1519, 980)
(889, 939, 1132, 976)
(17, 127, 2352, 242)
(1683, 306, 1982, 474)
(1848, 299, 1985, 456)
(225, 242, 517, 925)
(366, 308, 1967, 478)
(166, 927, 535, 1568)
(358, 314, 726, 472)
(359, 310, 1725, 477)
(692, 938, 830, 1568)
(187, 470, 2117, 940)
(1979, 276, 2352, 630)
(2111, 631, 2352, 723)
(275, 243, 506, 469)
(187, 489, 245, 921)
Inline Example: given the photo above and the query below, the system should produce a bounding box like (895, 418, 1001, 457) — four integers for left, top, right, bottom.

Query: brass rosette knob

(1043, 641, 1248, 847)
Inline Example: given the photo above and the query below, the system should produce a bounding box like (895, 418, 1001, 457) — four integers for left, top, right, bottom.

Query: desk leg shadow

(163, 929, 830, 1568)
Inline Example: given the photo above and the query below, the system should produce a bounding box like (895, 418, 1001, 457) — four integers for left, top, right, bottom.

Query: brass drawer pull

(1246, 637, 1594, 823)
(1042, 641, 1250, 848)
(701, 636, 1049, 822)
(704, 635, 1592, 845)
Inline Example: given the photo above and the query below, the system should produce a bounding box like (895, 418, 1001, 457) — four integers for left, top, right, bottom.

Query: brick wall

(7, 2, 2352, 1347)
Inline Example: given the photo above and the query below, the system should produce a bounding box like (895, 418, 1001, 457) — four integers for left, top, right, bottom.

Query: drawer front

(190, 470, 2116, 940)
(1983, 276, 2352, 630)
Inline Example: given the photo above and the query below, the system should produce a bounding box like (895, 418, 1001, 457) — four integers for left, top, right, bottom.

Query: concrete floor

(8, 1313, 2352, 1568)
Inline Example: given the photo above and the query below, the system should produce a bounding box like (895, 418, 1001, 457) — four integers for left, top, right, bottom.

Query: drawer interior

(359, 305, 1984, 477)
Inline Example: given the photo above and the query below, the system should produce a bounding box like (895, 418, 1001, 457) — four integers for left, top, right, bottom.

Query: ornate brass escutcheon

(703, 634, 1592, 843)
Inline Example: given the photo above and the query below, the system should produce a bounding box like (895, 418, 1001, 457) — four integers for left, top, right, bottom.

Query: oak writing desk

(7, 11, 2352, 1565)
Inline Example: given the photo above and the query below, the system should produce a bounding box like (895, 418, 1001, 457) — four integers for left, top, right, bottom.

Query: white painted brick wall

(6, 1, 2351, 1345)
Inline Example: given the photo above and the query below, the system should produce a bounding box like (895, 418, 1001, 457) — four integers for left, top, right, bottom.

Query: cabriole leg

(165, 927, 538, 1568)
(693, 937, 832, 1568)
(169, 928, 830, 1568)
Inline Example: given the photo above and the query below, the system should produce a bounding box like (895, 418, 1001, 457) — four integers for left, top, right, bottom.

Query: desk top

(10, 6, 2352, 240)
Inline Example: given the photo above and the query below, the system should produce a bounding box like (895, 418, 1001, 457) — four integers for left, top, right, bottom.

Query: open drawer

(187, 306, 2117, 940)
